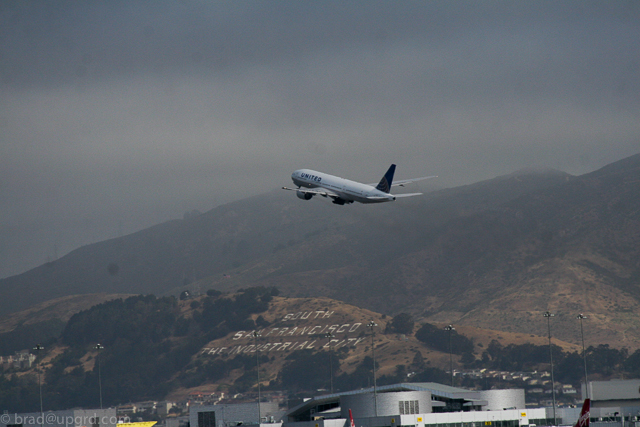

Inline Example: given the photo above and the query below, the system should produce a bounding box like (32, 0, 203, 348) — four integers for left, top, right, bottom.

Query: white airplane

(282, 164, 436, 205)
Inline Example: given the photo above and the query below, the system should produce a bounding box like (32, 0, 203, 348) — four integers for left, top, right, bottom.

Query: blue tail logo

(376, 164, 396, 193)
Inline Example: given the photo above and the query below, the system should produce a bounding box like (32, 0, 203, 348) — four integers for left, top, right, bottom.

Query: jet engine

(296, 190, 314, 200)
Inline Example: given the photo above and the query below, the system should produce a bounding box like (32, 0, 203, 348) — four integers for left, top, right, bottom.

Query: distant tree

(255, 315, 270, 328)
(555, 351, 584, 385)
(385, 313, 414, 335)
(279, 350, 335, 392)
(168, 406, 183, 415)
(378, 364, 409, 385)
(460, 351, 475, 366)
(206, 289, 222, 297)
(174, 316, 197, 337)
(0, 373, 40, 413)
(334, 356, 376, 391)
(486, 340, 503, 361)
(411, 366, 449, 384)
(412, 351, 426, 369)
(498, 343, 551, 371)
(587, 344, 627, 376)
(0, 320, 65, 355)
(480, 340, 561, 372)
(415, 323, 473, 355)
(624, 349, 640, 377)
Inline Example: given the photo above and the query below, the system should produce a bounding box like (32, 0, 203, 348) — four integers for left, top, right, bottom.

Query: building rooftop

(285, 382, 505, 420)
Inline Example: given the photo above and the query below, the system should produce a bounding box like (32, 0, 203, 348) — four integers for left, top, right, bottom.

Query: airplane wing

(367, 175, 437, 187)
(282, 187, 339, 198)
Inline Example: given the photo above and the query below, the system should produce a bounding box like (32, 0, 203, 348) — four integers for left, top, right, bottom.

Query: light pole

(252, 331, 262, 425)
(95, 344, 104, 409)
(33, 344, 44, 427)
(324, 333, 335, 393)
(544, 312, 557, 426)
(444, 325, 455, 387)
(367, 321, 378, 417)
(577, 314, 589, 398)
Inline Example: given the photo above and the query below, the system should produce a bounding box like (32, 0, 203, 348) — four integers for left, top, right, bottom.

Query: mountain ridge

(2, 154, 639, 350)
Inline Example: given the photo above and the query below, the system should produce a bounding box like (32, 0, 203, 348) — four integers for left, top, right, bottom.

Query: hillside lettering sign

(201, 310, 368, 357)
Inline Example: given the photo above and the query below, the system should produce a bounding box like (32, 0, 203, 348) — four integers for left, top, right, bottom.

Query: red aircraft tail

(574, 399, 590, 427)
(348, 409, 356, 427)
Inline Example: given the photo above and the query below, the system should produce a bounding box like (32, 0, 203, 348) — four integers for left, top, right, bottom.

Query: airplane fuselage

(291, 169, 395, 204)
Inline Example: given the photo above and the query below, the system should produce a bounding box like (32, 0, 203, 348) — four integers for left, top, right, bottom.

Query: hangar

(583, 379, 640, 407)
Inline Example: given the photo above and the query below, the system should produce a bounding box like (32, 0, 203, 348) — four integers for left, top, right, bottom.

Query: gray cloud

(1, 1, 639, 277)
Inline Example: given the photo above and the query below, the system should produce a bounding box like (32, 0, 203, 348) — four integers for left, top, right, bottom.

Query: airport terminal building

(189, 383, 550, 427)
(282, 383, 545, 427)
(188, 379, 640, 427)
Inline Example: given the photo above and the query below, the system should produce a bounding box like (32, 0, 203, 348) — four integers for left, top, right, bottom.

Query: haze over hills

(2, 154, 639, 349)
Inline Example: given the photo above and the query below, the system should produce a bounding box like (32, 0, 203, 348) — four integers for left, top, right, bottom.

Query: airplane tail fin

(574, 399, 590, 427)
(348, 409, 356, 427)
(376, 164, 396, 193)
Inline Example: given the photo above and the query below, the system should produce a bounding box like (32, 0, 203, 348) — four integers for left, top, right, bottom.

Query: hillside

(6, 291, 595, 412)
(1, 154, 639, 350)
(169, 294, 583, 401)
(0, 293, 134, 334)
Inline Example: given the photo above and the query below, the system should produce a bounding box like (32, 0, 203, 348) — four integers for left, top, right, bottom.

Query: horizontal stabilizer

(394, 192, 423, 198)
(393, 175, 438, 187)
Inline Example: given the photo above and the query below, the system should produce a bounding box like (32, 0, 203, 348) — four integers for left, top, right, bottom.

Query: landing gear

(331, 198, 352, 205)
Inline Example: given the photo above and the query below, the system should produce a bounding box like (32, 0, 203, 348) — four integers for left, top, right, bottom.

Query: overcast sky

(1, 1, 639, 278)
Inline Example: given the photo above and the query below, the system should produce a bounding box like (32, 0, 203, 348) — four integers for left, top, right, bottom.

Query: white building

(282, 383, 549, 427)
(583, 379, 640, 407)
(577, 379, 640, 427)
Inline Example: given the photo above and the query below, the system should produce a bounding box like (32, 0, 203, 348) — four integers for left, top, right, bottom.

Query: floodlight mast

(324, 333, 336, 394)
(95, 343, 104, 409)
(577, 314, 589, 398)
(253, 331, 262, 425)
(367, 321, 378, 416)
(33, 344, 44, 427)
(444, 325, 455, 387)
(544, 312, 557, 426)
